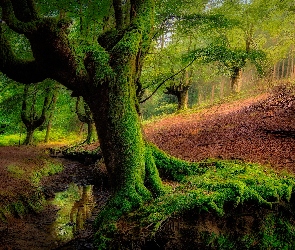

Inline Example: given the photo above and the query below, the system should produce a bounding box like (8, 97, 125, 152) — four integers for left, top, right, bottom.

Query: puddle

(51, 183, 95, 242)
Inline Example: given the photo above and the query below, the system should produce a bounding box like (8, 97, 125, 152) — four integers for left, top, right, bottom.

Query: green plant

(30, 161, 63, 186)
(7, 165, 26, 178)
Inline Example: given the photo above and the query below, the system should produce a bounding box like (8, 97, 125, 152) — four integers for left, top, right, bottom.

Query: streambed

(0, 159, 109, 250)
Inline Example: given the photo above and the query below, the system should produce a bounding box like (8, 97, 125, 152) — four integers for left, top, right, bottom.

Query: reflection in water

(51, 184, 95, 242)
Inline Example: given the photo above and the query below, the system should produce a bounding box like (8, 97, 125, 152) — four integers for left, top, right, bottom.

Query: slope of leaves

(145, 85, 295, 173)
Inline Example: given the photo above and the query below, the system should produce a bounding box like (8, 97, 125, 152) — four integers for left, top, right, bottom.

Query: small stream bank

(0, 158, 110, 250)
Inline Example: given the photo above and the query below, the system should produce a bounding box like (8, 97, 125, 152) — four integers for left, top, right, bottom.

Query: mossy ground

(95, 153, 295, 249)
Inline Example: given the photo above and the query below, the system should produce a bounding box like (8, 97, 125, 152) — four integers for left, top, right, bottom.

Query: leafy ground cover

(145, 86, 295, 172)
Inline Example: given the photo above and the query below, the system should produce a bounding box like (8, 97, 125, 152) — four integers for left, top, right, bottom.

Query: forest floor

(145, 86, 295, 173)
(1, 85, 295, 249)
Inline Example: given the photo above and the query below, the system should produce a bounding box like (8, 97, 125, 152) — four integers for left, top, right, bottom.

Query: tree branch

(0, 25, 48, 83)
(139, 57, 197, 103)
(0, 0, 39, 34)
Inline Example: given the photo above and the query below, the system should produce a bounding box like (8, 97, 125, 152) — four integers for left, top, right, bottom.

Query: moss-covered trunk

(24, 127, 34, 145)
(177, 89, 189, 110)
(85, 121, 96, 144)
(89, 70, 162, 199)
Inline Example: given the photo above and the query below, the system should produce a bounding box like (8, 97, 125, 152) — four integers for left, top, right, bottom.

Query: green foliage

(191, 45, 266, 76)
(30, 161, 63, 186)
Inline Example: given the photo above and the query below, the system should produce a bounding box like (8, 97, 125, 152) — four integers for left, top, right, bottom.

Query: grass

(0, 129, 81, 146)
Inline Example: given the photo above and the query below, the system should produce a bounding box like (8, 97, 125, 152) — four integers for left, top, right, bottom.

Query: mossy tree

(164, 69, 192, 110)
(21, 83, 52, 145)
(0, 0, 166, 224)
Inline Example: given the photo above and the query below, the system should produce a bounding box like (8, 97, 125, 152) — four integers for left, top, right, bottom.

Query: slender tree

(44, 82, 59, 143)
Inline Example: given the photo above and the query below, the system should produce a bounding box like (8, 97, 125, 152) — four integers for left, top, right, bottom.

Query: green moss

(148, 143, 205, 181)
(133, 159, 295, 226)
(30, 161, 63, 186)
(94, 157, 295, 249)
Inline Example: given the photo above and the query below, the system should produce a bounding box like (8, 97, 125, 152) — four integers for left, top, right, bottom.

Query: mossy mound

(95, 156, 295, 249)
(61, 144, 102, 164)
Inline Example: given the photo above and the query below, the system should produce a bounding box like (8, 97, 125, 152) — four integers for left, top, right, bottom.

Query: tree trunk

(291, 56, 294, 79)
(287, 53, 291, 78)
(281, 60, 285, 79)
(21, 84, 50, 145)
(24, 128, 35, 145)
(211, 84, 215, 105)
(231, 67, 242, 93)
(86, 43, 164, 198)
(273, 64, 277, 81)
(198, 88, 202, 106)
(76, 96, 97, 144)
(220, 79, 224, 99)
(177, 89, 189, 110)
(90, 83, 148, 194)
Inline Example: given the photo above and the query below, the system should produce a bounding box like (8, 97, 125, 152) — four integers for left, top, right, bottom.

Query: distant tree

(164, 69, 192, 110)
(21, 83, 51, 145)
(75, 96, 96, 144)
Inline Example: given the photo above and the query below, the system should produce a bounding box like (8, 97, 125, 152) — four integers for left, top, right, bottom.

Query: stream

(0, 159, 110, 250)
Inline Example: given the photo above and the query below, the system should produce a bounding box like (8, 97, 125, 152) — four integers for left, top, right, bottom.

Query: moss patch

(95, 156, 295, 249)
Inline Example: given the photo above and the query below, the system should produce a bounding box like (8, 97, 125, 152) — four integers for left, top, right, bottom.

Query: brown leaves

(145, 89, 295, 173)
